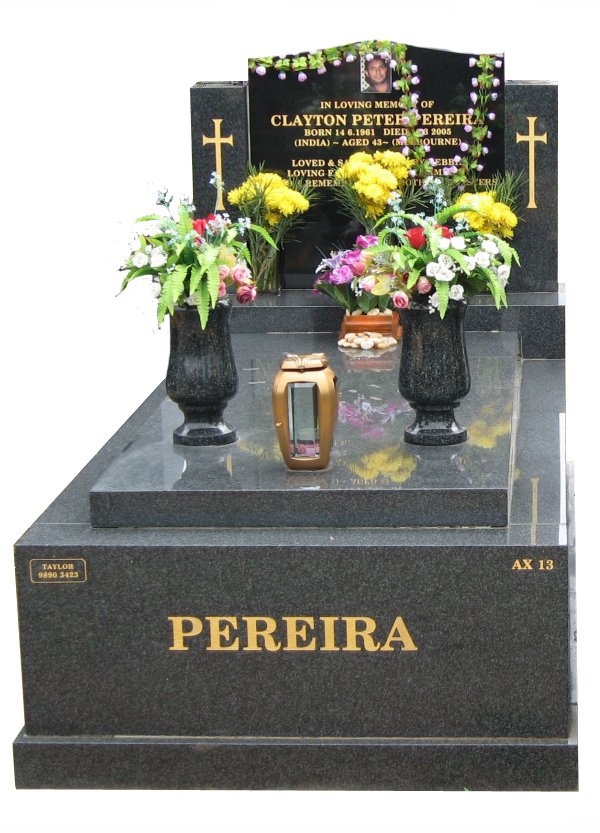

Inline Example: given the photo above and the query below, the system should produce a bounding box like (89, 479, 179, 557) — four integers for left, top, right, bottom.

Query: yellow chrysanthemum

(227, 172, 288, 205)
(265, 186, 310, 216)
(455, 192, 518, 239)
(373, 150, 412, 184)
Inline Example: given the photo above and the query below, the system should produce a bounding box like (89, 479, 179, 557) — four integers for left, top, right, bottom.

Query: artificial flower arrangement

(314, 176, 520, 320)
(332, 150, 417, 233)
(227, 167, 316, 291)
(120, 190, 274, 328)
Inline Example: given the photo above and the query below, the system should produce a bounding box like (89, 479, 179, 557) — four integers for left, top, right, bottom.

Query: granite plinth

(13, 729, 578, 791)
(90, 331, 518, 529)
(13, 332, 576, 789)
(230, 290, 565, 359)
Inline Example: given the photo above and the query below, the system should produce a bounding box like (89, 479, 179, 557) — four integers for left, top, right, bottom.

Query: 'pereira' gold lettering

(168, 615, 418, 653)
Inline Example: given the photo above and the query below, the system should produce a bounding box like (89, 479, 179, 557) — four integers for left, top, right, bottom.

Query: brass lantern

(272, 353, 338, 470)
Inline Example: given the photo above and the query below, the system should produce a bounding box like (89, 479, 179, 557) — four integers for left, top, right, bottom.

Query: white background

(1, 1, 598, 830)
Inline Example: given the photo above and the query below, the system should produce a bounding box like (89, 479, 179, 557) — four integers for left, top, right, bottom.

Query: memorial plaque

(248, 43, 505, 285)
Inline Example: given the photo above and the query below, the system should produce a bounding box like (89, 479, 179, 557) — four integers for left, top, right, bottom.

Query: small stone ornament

(272, 353, 338, 470)
(338, 331, 398, 351)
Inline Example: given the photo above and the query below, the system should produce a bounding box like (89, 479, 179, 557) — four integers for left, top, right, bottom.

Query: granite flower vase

(166, 301, 239, 446)
(398, 299, 471, 446)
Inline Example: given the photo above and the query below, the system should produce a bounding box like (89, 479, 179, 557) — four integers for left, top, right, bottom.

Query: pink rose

(218, 281, 227, 298)
(416, 277, 432, 294)
(232, 265, 252, 285)
(236, 284, 257, 304)
(358, 275, 376, 292)
(218, 264, 231, 280)
(392, 291, 409, 309)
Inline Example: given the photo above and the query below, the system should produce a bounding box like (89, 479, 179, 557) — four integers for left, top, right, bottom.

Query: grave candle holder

(272, 353, 338, 470)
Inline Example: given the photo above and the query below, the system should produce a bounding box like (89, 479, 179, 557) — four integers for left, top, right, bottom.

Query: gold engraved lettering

(205, 616, 240, 651)
(320, 616, 340, 651)
(242, 616, 281, 652)
(282, 616, 317, 651)
(379, 616, 419, 652)
(202, 119, 233, 211)
(516, 117, 547, 209)
(342, 616, 381, 652)
(168, 616, 203, 651)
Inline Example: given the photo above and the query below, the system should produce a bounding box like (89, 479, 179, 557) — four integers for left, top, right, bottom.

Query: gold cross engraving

(516, 116, 548, 209)
(202, 119, 234, 211)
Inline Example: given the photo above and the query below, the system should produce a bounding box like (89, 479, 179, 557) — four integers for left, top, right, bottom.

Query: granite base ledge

(13, 730, 577, 791)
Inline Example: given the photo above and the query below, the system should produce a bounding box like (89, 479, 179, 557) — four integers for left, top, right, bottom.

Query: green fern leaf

(436, 280, 450, 319)
(196, 281, 210, 329)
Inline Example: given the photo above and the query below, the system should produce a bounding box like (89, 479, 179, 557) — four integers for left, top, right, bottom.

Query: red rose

(192, 214, 216, 238)
(406, 227, 426, 249)
(437, 225, 453, 239)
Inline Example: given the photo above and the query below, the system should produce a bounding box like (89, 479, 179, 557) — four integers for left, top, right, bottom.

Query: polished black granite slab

(14, 729, 577, 791)
(13, 346, 575, 789)
(230, 290, 565, 359)
(90, 331, 519, 529)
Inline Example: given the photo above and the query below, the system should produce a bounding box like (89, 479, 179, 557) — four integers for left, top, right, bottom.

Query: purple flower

(412, 76, 420, 85)
(389, 59, 397, 69)
(333, 59, 341, 67)
(356, 235, 378, 248)
(411, 64, 418, 73)
(317, 251, 345, 272)
(464, 124, 473, 133)
(400, 115, 410, 126)
(298, 72, 307, 82)
(428, 157, 437, 165)
(317, 66, 327, 75)
(492, 77, 500, 87)
(408, 169, 416, 178)
(453, 155, 461, 164)
(494, 60, 502, 69)
(346, 54, 356, 62)
(470, 92, 478, 104)
(487, 131, 492, 139)
(471, 77, 478, 87)
(329, 265, 354, 284)
(467, 108, 474, 116)
(476, 164, 483, 172)
(423, 143, 431, 152)
(365, 53, 374, 61)
(482, 146, 489, 155)
(255, 65, 266, 76)
(488, 112, 496, 121)
(398, 134, 408, 145)
(491, 92, 498, 101)
(402, 146, 410, 156)
(278, 71, 286, 80)
(460, 141, 469, 152)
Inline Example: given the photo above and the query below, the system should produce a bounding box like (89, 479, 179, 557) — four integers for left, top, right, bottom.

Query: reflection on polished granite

(90, 331, 519, 528)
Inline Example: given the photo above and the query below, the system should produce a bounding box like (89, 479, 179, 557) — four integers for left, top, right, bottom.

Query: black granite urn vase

(166, 301, 238, 446)
(399, 298, 471, 446)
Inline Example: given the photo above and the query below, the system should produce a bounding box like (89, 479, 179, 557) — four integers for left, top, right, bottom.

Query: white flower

(438, 237, 450, 250)
(496, 264, 510, 286)
(481, 238, 499, 255)
(131, 251, 149, 268)
(438, 254, 454, 269)
(474, 251, 491, 268)
(464, 256, 476, 272)
(426, 261, 440, 278)
(428, 292, 440, 313)
(137, 220, 162, 237)
(150, 247, 167, 268)
(449, 284, 465, 301)
(129, 236, 142, 253)
(436, 267, 455, 282)
(450, 236, 466, 250)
